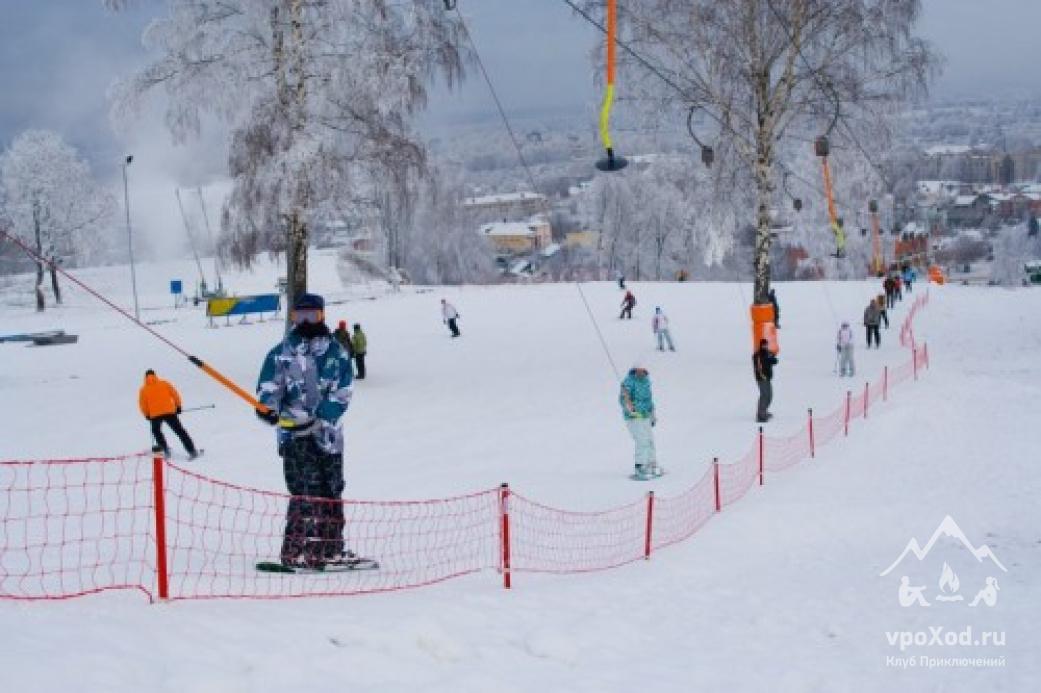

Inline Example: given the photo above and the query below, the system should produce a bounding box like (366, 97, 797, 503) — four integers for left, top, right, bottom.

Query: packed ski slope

(1, 251, 1038, 692)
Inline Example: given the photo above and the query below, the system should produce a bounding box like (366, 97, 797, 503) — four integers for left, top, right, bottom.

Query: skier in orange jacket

(139, 369, 199, 459)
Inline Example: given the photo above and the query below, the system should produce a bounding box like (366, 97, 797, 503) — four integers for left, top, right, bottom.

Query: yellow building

(479, 219, 552, 253)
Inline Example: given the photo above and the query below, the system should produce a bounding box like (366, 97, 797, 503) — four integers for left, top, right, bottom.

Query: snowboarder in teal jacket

(619, 361, 658, 478)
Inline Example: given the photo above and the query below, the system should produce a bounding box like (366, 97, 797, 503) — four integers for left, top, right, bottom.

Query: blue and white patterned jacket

(256, 328, 353, 453)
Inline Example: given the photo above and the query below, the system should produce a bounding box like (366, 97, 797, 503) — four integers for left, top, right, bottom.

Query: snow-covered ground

(1, 252, 1038, 692)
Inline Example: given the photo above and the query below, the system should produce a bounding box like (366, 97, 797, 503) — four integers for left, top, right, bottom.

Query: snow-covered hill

(0, 255, 1038, 691)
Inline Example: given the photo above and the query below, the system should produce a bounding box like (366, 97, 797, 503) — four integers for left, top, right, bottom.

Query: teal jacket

(619, 370, 655, 419)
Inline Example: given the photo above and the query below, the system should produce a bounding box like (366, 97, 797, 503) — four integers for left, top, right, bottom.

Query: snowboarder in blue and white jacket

(256, 293, 354, 569)
(619, 361, 659, 478)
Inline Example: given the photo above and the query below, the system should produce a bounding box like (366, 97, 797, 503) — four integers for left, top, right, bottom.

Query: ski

(256, 557, 380, 574)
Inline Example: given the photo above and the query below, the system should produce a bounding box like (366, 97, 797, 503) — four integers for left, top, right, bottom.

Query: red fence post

(844, 390, 852, 437)
(913, 346, 919, 382)
(758, 426, 764, 486)
(713, 458, 721, 513)
(151, 450, 170, 601)
(644, 491, 655, 560)
(808, 408, 815, 459)
(883, 366, 888, 402)
(864, 382, 870, 419)
(499, 483, 511, 590)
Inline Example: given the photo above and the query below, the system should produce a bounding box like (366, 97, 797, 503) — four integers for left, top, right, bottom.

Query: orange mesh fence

(763, 424, 812, 473)
(0, 455, 155, 601)
(159, 465, 502, 599)
(718, 446, 760, 508)
(507, 492, 647, 574)
(1, 290, 933, 599)
(651, 468, 716, 551)
(813, 402, 847, 448)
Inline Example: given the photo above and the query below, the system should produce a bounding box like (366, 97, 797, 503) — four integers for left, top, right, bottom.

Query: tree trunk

(35, 262, 46, 312)
(752, 78, 776, 306)
(50, 264, 62, 304)
(288, 211, 308, 306)
(33, 199, 46, 312)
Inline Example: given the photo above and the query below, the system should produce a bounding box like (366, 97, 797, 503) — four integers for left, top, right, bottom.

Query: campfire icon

(881, 516, 1007, 608)
(935, 562, 963, 602)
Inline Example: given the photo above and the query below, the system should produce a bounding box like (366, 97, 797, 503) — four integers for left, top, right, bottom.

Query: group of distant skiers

(835, 265, 917, 378)
(620, 264, 921, 479)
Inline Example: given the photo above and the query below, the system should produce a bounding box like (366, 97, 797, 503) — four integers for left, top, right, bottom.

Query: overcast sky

(0, 0, 1038, 251)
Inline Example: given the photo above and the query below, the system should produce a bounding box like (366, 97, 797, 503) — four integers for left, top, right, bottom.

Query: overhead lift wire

(0, 225, 274, 416)
(448, 3, 622, 380)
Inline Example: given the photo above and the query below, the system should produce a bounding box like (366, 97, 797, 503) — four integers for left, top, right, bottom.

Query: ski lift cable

(448, 5, 546, 213)
(450, 2, 626, 381)
(0, 224, 276, 418)
(559, 0, 755, 157)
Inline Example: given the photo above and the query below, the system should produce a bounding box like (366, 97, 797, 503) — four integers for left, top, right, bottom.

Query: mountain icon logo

(880, 515, 1007, 577)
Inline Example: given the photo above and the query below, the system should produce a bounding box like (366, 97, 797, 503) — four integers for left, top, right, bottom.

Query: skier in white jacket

(836, 321, 855, 377)
(652, 306, 676, 351)
(441, 299, 461, 337)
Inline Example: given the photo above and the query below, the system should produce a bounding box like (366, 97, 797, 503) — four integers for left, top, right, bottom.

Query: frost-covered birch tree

(0, 131, 117, 311)
(595, 0, 938, 303)
(108, 0, 467, 303)
(405, 170, 495, 285)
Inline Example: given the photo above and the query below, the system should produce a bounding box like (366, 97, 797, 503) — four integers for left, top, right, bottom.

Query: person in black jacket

(752, 339, 778, 423)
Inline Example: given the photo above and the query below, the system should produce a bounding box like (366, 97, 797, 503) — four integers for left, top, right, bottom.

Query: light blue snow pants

(838, 344, 855, 376)
(656, 329, 675, 351)
(625, 417, 657, 468)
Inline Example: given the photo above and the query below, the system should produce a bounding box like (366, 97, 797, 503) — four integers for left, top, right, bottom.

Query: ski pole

(0, 224, 275, 417)
(181, 404, 216, 413)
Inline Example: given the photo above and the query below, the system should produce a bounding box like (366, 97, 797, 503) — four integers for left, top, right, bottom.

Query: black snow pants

(150, 415, 196, 456)
(280, 435, 345, 564)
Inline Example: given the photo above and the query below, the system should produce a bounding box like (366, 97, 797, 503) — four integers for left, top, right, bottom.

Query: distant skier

(333, 320, 355, 361)
(883, 275, 896, 309)
(864, 298, 882, 349)
(619, 361, 659, 479)
(139, 369, 200, 459)
(893, 274, 903, 301)
(652, 306, 676, 351)
(836, 321, 855, 377)
(769, 288, 780, 329)
(255, 293, 355, 569)
(752, 338, 778, 423)
(620, 290, 636, 320)
(352, 323, 367, 379)
(617, 270, 626, 289)
(902, 265, 915, 293)
(876, 294, 889, 329)
(441, 298, 461, 337)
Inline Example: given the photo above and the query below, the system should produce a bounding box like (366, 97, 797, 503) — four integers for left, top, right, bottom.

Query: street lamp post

(121, 155, 140, 321)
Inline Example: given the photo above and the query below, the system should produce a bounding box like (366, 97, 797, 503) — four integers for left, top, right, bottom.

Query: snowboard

(629, 467, 666, 481)
(255, 557, 380, 574)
